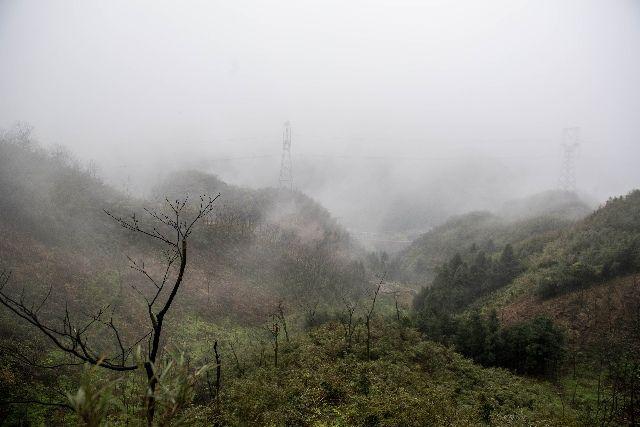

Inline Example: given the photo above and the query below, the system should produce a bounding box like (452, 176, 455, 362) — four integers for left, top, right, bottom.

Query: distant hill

(396, 190, 591, 283)
(515, 189, 640, 298)
(0, 133, 129, 250)
(500, 190, 593, 221)
(0, 136, 366, 328)
(406, 188, 640, 318)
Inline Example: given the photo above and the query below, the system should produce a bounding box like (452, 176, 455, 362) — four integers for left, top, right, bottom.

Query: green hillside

(1, 134, 637, 426)
(0, 136, 367, 424)
(193, 323, 575, 426)
(0, 138, 365, 325)
(0, 134, 576, 426)
(409, 190, 640, 425)
(526, 191, 640, 298)
(397, 190, 591, 283)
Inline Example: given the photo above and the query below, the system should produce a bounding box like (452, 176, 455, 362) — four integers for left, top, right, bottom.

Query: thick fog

(1, 0, 639, 233)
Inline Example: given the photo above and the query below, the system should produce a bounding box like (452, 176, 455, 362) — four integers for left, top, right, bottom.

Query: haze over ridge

(1, 0, 638, 229)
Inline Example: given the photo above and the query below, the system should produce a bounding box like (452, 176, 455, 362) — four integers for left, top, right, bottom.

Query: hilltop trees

(534, 190, 640, 298)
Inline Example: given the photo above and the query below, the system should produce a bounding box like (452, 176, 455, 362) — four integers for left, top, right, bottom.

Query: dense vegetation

(1, 128, 639, 425)
(406, 188, 640, 424)
(414, 244, 522, 317)
(412, 246, 565, 377)
(1, 318, 578, 426)
(0, 130, 367, 424)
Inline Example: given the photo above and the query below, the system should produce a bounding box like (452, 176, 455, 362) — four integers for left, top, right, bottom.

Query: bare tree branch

(0, 282, 137, 371)
(0, 193, 220, 426)
(0, 345, 83, 370)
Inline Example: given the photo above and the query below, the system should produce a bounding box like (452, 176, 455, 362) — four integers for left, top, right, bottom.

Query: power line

(200, 152, 555, 163)
(206, 154, 275, 162)
(296, 153, 554, 161)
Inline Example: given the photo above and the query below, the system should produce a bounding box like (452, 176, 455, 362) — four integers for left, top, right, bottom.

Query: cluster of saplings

(450, 310, 564, 377)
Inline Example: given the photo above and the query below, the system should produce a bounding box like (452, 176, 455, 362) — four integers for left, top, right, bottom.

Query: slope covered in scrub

(0, 137, 366, 326)
(196, 323, 576, 426)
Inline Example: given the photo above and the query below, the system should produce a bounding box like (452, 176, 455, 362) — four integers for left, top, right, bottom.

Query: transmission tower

(278, 121, 293, 190)
(559, 127, 580, 193)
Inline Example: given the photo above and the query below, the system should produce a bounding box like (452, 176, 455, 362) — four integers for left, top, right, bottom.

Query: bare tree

(228, 341, 243, 376)
(364, 274, 385, 361)
(386, 288, 407, 341)
(205, 340, 222, 406)
(267, 317, 280, 368)
(340, 295, 358, 354)
(275, 300, 289, 343)
(0, 195, 218, 426)
(393, 291, 401, 324)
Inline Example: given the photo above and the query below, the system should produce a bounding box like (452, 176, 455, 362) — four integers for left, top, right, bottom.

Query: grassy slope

(499, 274, 639, 328)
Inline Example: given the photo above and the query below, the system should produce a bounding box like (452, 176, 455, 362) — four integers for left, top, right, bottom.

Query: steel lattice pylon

(278, 121, 293, 190)
(559, 127, 580, 193)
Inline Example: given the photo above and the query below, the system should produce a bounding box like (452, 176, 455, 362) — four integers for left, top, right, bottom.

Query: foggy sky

(1, 0, 639, 230)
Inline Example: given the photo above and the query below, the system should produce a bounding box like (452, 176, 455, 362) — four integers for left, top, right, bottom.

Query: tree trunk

(214, 340, 221, 401)
(145, 361, 158, 427)
(274, 327, 279, 367)
(366, 318, 371, 360)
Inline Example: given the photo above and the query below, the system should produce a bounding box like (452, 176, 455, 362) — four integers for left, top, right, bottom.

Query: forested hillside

(0, 135, 366, 323)
(409, 190, 640, 425)
(3, 132, 640, 426)
(397, 190, 591, 283)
